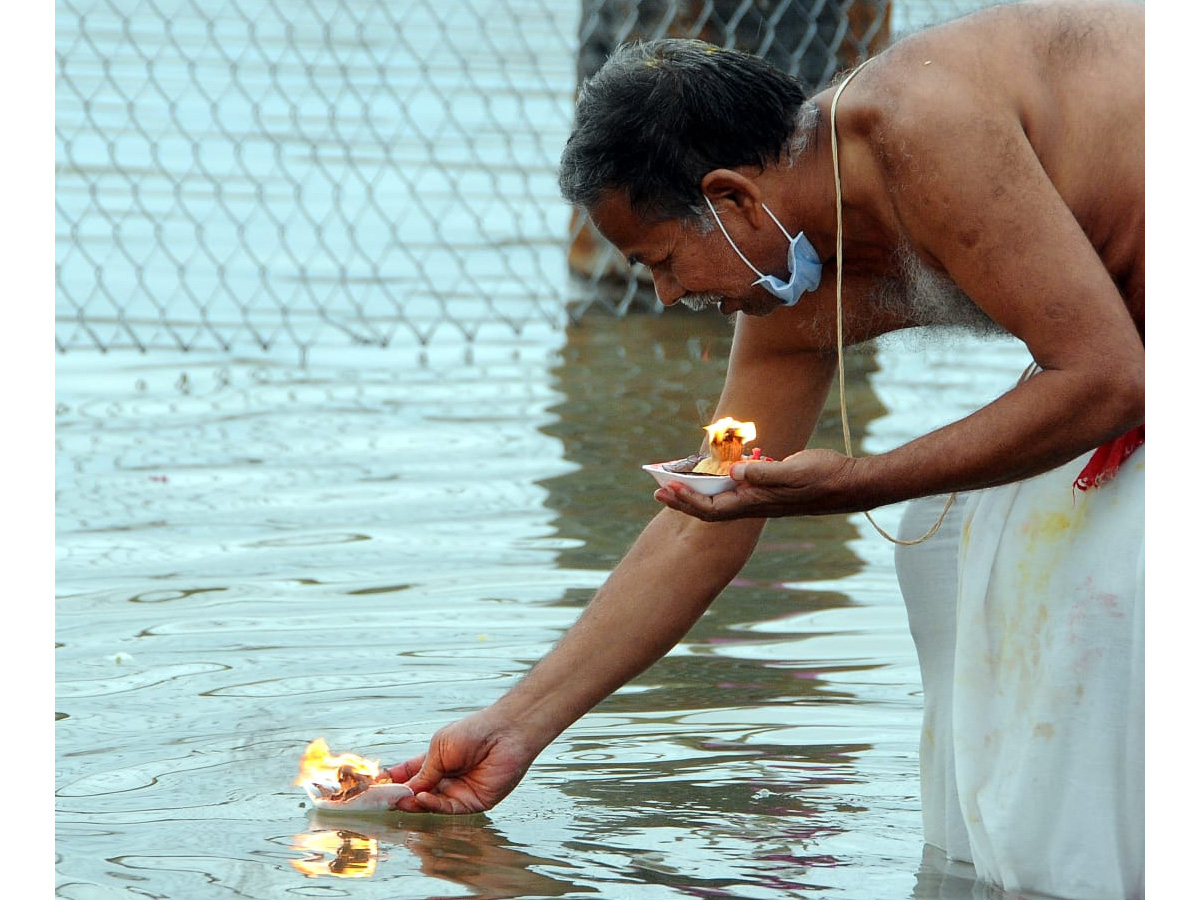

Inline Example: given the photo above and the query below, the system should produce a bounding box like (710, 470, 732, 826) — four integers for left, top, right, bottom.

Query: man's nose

(651, 269, 683, 306)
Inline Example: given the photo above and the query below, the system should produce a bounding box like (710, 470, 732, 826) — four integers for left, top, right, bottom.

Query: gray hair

(559, 39, 813, 224)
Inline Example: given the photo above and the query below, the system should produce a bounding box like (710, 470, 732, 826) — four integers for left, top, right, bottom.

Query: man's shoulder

(860, 0, 1142, 91)
(881, 0, 1143, 55)
(836, 0, 1143, 148)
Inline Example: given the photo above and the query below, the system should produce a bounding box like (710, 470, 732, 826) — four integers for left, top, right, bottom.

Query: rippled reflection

(295, 813, 578, 898)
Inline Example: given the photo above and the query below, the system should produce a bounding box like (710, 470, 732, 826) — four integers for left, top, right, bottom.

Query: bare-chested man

(386, 3, 1145, 898)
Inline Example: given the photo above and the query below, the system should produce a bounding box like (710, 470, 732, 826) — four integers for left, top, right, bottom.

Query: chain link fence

(56, 0, 1002, 356)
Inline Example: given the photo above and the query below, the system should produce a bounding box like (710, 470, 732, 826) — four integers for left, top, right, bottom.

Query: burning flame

(694, 417, 756, 475)
(295, 738, 381, 787)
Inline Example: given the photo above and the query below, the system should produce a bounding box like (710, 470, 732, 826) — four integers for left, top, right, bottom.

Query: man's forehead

(590, 190, 675, 252)
(589, 189, 639, 229)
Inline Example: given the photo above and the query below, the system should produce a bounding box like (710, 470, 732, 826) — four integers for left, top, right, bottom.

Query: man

(386, 2, 1145, 898)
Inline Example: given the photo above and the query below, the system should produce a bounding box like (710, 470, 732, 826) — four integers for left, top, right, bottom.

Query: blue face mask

(703, 195, 823, 307)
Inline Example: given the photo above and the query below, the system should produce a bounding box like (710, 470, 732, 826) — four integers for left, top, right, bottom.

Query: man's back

(859, 0, 1144, 322)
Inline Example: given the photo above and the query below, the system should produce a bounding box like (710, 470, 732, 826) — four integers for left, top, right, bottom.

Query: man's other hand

(653, 449, 860, 520)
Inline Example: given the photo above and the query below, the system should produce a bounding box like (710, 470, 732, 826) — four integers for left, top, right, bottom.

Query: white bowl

(642, 458, 738, 496)
(304, 781, 414, 813)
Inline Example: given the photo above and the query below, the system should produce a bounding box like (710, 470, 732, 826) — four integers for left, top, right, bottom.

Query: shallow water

(56, 313, 1031, 899)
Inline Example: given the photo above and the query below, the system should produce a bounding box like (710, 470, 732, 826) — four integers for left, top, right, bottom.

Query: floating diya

(295, 738, 413, 813)
(643, 417, 772, 496)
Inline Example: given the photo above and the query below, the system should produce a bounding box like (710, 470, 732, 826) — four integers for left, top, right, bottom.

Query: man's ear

(700, 169, 765, 228)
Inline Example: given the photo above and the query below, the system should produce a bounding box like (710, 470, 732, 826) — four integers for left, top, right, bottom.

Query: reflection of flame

(694, 417, 756, 475)
(295, 738, 381, 786)
(291, 829, 378, 878)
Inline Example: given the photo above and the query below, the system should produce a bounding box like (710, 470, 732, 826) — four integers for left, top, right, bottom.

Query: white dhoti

(895, 445, 1145, 900)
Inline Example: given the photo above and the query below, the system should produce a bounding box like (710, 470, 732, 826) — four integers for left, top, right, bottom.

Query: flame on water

(295, 737, 381, 786)
(291, 829, 378, 878)
(703, 417, 756, 446)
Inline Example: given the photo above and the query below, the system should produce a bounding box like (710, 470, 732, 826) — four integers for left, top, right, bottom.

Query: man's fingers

(414, 791, 461, 814)
(402, 790, 483, 815)
(389, 752, 448, 797)
(391, 793, 425, 812)
(384, 763, 412, 781)
(730, 460, 780, 483)
(390, 781, 457, 814)
(384, 752, 426, 783)
(390, 795, 455, 814)
(402, 761, 447, 796)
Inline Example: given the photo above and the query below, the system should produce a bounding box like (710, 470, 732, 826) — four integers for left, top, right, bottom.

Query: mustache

(679, 292, 724, 312)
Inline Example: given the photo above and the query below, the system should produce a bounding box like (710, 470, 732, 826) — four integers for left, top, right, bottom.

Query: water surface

(56, 313, 1030, 899)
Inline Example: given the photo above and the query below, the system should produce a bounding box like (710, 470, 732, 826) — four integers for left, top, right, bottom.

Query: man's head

(558, 39, 813, 226)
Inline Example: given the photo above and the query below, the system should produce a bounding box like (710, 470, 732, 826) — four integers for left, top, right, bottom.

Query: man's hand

(384, 709, 539, 815)
(653, 449, 861, 520)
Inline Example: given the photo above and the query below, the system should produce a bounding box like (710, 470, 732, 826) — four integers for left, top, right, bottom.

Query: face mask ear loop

(760, 203, 795, 242)
(703, 195, 765, 279)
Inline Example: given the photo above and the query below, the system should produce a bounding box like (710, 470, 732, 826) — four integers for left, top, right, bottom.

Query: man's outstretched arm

(388, 509, 765, 813)
(387, 342, 839, 813)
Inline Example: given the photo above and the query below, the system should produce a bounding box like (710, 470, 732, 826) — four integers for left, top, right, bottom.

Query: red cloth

(1073, 425, 1145, 491)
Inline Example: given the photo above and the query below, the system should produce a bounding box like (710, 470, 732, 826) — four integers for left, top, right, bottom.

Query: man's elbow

(1119, 368, 1145, 432)
(1100, 353, 1145, 437)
